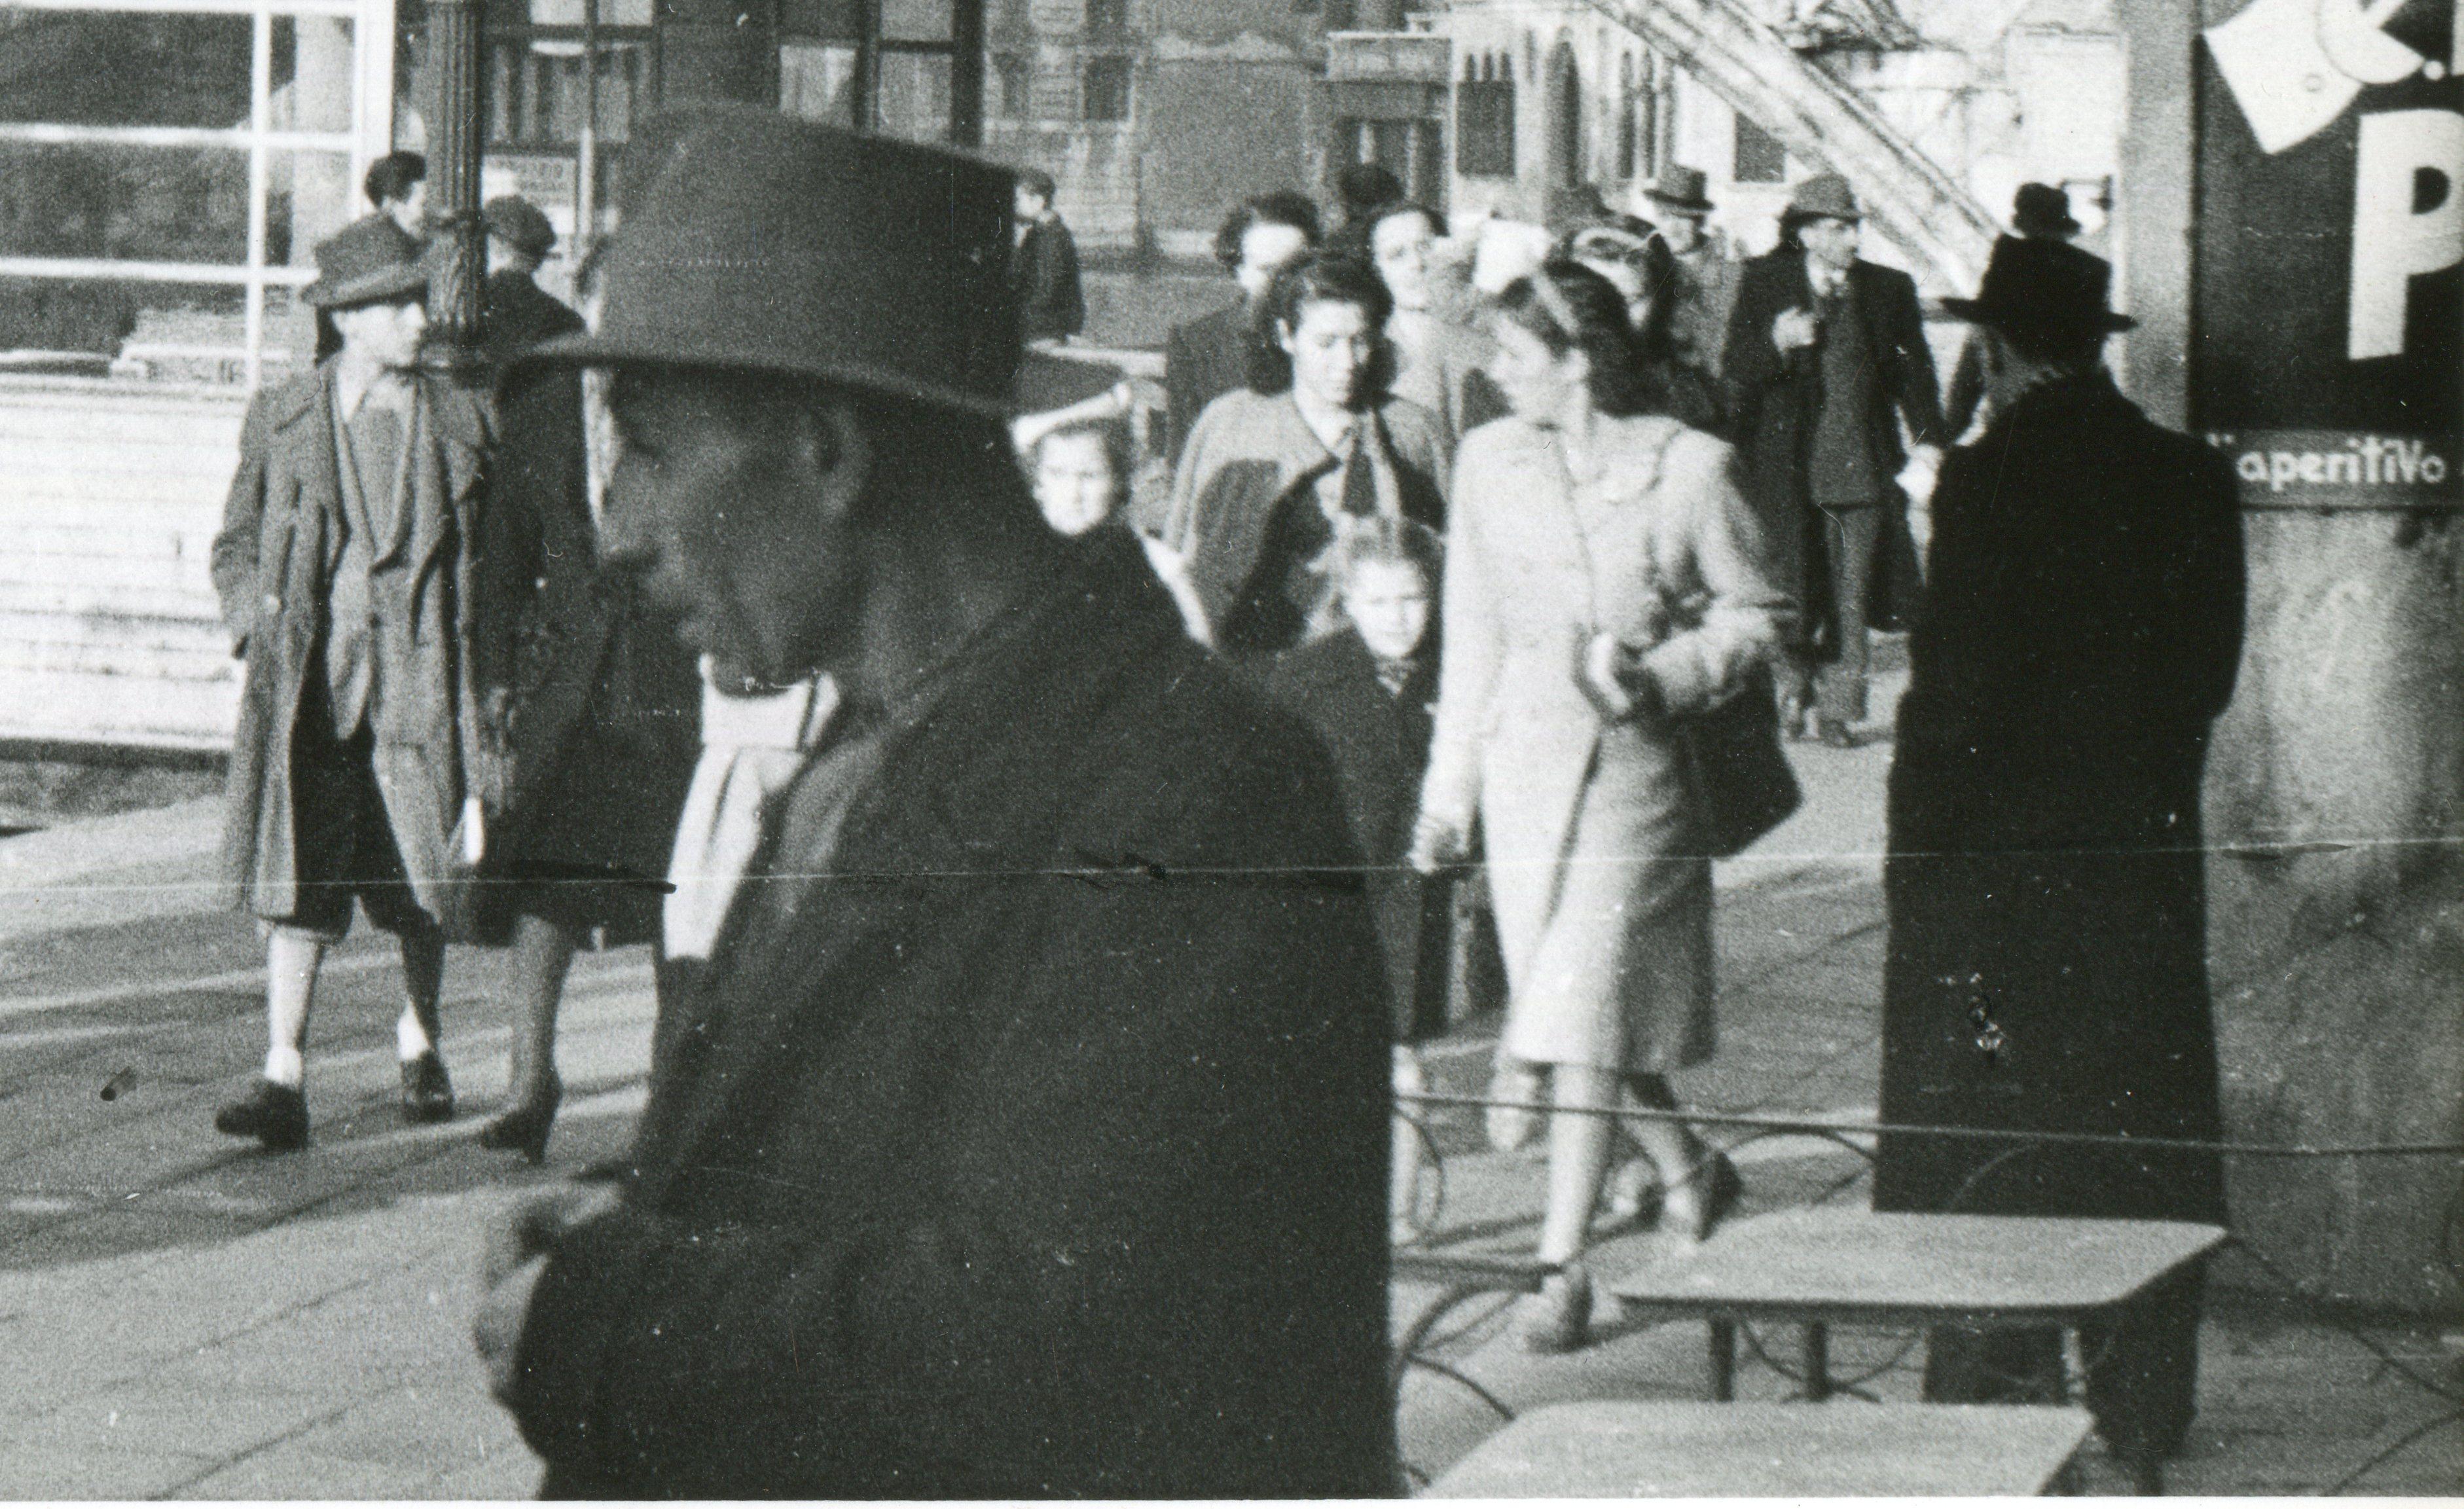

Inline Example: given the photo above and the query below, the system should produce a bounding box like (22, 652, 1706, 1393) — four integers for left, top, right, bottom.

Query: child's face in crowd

(1033, 430, 1121, 537)
(1344, 559, 1432, 662)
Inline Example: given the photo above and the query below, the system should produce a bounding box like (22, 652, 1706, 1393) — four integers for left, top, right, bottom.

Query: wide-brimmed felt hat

(301, 216, 427, 309)
(1643, 165, 1714, 215)
(1779, 173, 1862, 227)
(1942, 235, 2135, 335)
(482, 195, 558, 259)
(2011, 181, 2081, 238)
(522, 107, 1071, 417)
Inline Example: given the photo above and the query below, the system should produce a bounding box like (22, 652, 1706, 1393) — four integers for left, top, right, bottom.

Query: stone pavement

(0, 651, 2453, 1497)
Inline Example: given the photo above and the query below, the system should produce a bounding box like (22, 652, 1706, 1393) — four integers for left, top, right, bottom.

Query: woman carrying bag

(1411, 262, 1792, 1352)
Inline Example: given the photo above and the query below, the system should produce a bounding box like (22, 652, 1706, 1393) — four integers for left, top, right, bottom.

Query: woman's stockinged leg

(1538, 1064, 1619, 1265)
(502, 912, 580, 1101)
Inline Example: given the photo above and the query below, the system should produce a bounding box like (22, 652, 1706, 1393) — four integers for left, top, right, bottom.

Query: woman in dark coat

(1873, 238, 2246, 1472)
(471, 260, 700, 1162)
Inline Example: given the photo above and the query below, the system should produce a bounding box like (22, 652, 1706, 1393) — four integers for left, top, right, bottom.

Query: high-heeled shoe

(1520, 1262, 1593, 1354)
(1660, 1149, 1743, 1245)
(1591, 1155, 1663, 1237)
(478, 1075, 562, 1165)
(399, 1051, 454, 1125)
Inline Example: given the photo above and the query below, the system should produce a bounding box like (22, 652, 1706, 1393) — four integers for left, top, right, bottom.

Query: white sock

(397, 1009, 434, 1062)
(263, 1045, 304, 1087)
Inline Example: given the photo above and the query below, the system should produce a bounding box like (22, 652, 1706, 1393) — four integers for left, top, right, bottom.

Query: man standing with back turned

(1873, 236, 2245, 1491)
(469, 111, 1393, 1499)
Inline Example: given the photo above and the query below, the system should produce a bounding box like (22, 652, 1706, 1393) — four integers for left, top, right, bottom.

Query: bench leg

(1802, 1322, 1831, 1402)
(1708, 1319, 1737, 1400)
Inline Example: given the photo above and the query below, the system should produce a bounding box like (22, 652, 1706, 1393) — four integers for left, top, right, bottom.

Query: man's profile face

(386, 178, 428, 238)
(332, 297, 427, 370)
(1236, 222, 1312, 300)
(601, 367, 869, 686)
(1656, 212, 1704, 255)
(1014, 183, 1049, 224)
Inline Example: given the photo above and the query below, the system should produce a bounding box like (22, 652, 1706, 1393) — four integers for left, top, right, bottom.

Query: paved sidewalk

(0, 655, 2452, 1497)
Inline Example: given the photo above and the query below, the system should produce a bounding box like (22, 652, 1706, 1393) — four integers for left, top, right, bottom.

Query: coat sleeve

(1163, 322, 1203, 463)
(1720, 261, 1786, 407)
(503, 740, 1390, 1496)
(1419, 435, 1502, 830)
(209, 393, 278, 657)
(1881, 270, 1948, 446)
(1634, 433, 1790, 716)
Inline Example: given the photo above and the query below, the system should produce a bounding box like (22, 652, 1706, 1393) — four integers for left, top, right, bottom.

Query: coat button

(263, 594, 281, 613)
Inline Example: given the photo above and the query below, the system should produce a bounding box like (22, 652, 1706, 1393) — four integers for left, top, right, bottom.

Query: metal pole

(576, 0, 600, 264)
(424, 0, 487, 352)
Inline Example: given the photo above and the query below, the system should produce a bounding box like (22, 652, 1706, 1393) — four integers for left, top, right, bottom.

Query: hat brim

(304, 263, 430, 310)
(1940, 295, 2135, 333)
(1780, 206, 1862, 227)
(515, 329, 1091, 420)
(1644, 192, 1715, 215)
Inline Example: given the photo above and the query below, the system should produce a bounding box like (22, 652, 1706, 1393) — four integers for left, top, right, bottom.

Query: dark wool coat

(1268, 627, 1449, 1042)
(1873, 372, 2246, 1226)
(505, 531, 1396, 1499)
(1163, 300, 1252, 462)
(210, 363, 490, 931)
(472, 277, 700, 944)
(1722, 250, 1943, 658)
(1012, 217, 1086, 343)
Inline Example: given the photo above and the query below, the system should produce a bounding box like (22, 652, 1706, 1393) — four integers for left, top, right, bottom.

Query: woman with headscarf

(1411, 261, 1788, 1351)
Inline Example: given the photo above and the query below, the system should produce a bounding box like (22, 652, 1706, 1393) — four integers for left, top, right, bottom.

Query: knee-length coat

(1874, 371, 2245, 1224)
(1421, 413, 1787, 1073)
(209, 364, 492, 931)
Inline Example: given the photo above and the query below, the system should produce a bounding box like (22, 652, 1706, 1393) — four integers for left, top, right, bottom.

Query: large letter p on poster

(2349, 108, 2464, 359)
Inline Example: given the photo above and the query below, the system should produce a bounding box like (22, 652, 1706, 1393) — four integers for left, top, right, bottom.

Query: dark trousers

(1785, 503, 1882, 725)
(1921, 1263, 2206, 1463)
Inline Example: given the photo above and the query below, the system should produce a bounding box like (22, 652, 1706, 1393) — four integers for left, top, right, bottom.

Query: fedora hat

(2010, 181, 2080, 238)
(301, 216, 428, 309)
(482, 195, 558, 259)
(524, 107, 1060, 417)
(1779, 173, 1862, 227)
(1942, 236, 2135, 336)
(1643, 165, 1714, 215)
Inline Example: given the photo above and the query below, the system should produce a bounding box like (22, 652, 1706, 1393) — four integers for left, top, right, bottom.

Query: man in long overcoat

(469, 111, 1394, 1498)
(1163, 190, 1320, 462)
(210, 217, 491, 1149)
(1872, 237, 2247, 1482)
(1722, 173, 1944, 744)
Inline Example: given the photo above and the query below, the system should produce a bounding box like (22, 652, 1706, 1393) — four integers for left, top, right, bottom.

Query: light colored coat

(209, 363, 492, 933)
(1422, 412, 1786, 1071)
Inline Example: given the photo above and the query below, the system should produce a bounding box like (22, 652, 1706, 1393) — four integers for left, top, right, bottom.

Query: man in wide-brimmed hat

(1942, 181, 2085, 437)
(1874, 235, 2245, 1490)
(1723, 171, 1946, 746)
(1633, 164, 1739, 381)
(208, 215, 494, 1152)
(467, 107, 1392, 1499)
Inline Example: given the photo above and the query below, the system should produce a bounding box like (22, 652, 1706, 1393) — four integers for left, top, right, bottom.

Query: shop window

(1457, 52, 1513, 180)
(992, 54, 1033, 118)
(486, 39, 649, 149)
(781, 43, 861, 127)
(1082, 55, 1131, 122)
(1733, 112, 1786, 183)
(1083, 0, 1127, 41)
(0, 1, 378, 386)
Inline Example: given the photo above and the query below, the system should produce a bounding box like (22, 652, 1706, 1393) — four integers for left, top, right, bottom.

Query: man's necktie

(664, 665, 837, 961)
(1338, 423, 1380, 518)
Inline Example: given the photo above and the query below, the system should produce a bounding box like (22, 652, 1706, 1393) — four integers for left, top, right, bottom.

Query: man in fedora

(1724, 172, 1945, 746)
(1873, 236, 2245, 1489)
(477, 194, 581, 365)
(208, 216, 493, 1151)
(469, 109, 1392, 1499)
(1635, 164, 1738, 382)
(1943, 182, 2082, 437)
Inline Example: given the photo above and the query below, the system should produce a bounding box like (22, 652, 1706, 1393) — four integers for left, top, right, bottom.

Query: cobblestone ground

(0, 663, 2454, 1496)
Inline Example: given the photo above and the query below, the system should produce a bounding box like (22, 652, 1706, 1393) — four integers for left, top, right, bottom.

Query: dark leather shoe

(399, 1051, 454, 1125)
(477, 1074, 562, 1164)
(215, 1079, 308, 1152)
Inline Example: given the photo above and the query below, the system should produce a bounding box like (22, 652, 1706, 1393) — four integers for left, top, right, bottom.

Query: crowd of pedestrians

(202, 117, 2243, 1496)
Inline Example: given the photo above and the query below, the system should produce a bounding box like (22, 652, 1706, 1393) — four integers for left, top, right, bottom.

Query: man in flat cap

(1874, 236, 2245, 1491)
(1724, 172, 1946, 746)
(209, 216, 490, 1150)
(471, 109, 1392, 1499)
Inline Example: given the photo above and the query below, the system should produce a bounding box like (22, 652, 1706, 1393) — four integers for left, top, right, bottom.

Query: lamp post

(423, 0, 488, 354)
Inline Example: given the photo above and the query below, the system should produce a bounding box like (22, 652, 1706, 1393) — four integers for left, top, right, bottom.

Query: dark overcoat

(1012, 217, 1086, 343)
(472, 276, 700, 943)
(1162, 300, 1251, 462)
(504, 532, 1396, 1499)
(1722, 250, 1942, 657)
(209, 363, 491, 930)
(1268, 627, 1449, 1042)
(1873, 372, 2246, 1224)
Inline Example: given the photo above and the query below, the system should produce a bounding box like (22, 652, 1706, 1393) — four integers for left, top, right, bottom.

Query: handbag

(1671, 659, 1801, 859)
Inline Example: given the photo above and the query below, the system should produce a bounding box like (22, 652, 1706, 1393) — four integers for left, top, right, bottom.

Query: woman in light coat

(1412, 261, 1789, 1350)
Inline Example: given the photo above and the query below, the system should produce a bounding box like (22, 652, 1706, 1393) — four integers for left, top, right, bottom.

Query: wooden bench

(1426, 1400, 2097, 1497)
